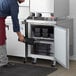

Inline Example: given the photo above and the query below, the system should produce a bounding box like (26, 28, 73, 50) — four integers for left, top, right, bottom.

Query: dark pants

(0, 17, 6, 45)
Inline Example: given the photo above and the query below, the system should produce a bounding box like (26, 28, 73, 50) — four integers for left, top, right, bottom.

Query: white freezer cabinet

(25, 18, 73, 69)
(6, 22, 25, 57)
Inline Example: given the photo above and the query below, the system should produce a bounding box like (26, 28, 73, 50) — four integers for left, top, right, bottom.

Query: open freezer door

(54, 26, 69, 69)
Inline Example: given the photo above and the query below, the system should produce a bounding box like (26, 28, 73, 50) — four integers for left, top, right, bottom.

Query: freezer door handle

(6, 25, 9, 30)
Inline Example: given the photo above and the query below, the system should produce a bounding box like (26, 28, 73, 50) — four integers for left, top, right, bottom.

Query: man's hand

(18, 0, 25, 3)
(16, 32, 25, 42)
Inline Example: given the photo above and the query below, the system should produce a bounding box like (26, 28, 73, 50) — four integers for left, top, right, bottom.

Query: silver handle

(6, 25, 9, 30)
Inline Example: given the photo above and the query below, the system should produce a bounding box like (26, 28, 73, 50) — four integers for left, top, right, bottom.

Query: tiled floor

(8, 56, 76, 76)
(48, 61, 76, 76)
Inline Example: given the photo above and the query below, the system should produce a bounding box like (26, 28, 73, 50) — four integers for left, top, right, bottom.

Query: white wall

(70, 0, 76, 60)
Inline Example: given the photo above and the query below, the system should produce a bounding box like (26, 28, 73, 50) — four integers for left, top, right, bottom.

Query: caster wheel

(23, 58, 27, 63)
(24, 61, 26, 63)
(51, 64, 56, 67)
(32, 61, 37, 64)
(32, 58, 37, 64)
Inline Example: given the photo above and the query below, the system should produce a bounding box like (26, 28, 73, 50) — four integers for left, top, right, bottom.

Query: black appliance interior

(30, 25, 54, 56)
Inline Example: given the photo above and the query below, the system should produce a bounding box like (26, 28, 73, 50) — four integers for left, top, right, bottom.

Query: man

(0, 0, 25, 67)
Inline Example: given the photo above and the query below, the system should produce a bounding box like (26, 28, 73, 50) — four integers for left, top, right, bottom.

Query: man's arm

(10, 1, 24, 42)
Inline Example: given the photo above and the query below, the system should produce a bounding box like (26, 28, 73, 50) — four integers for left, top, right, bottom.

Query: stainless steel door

(55, 26, 69, 69)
